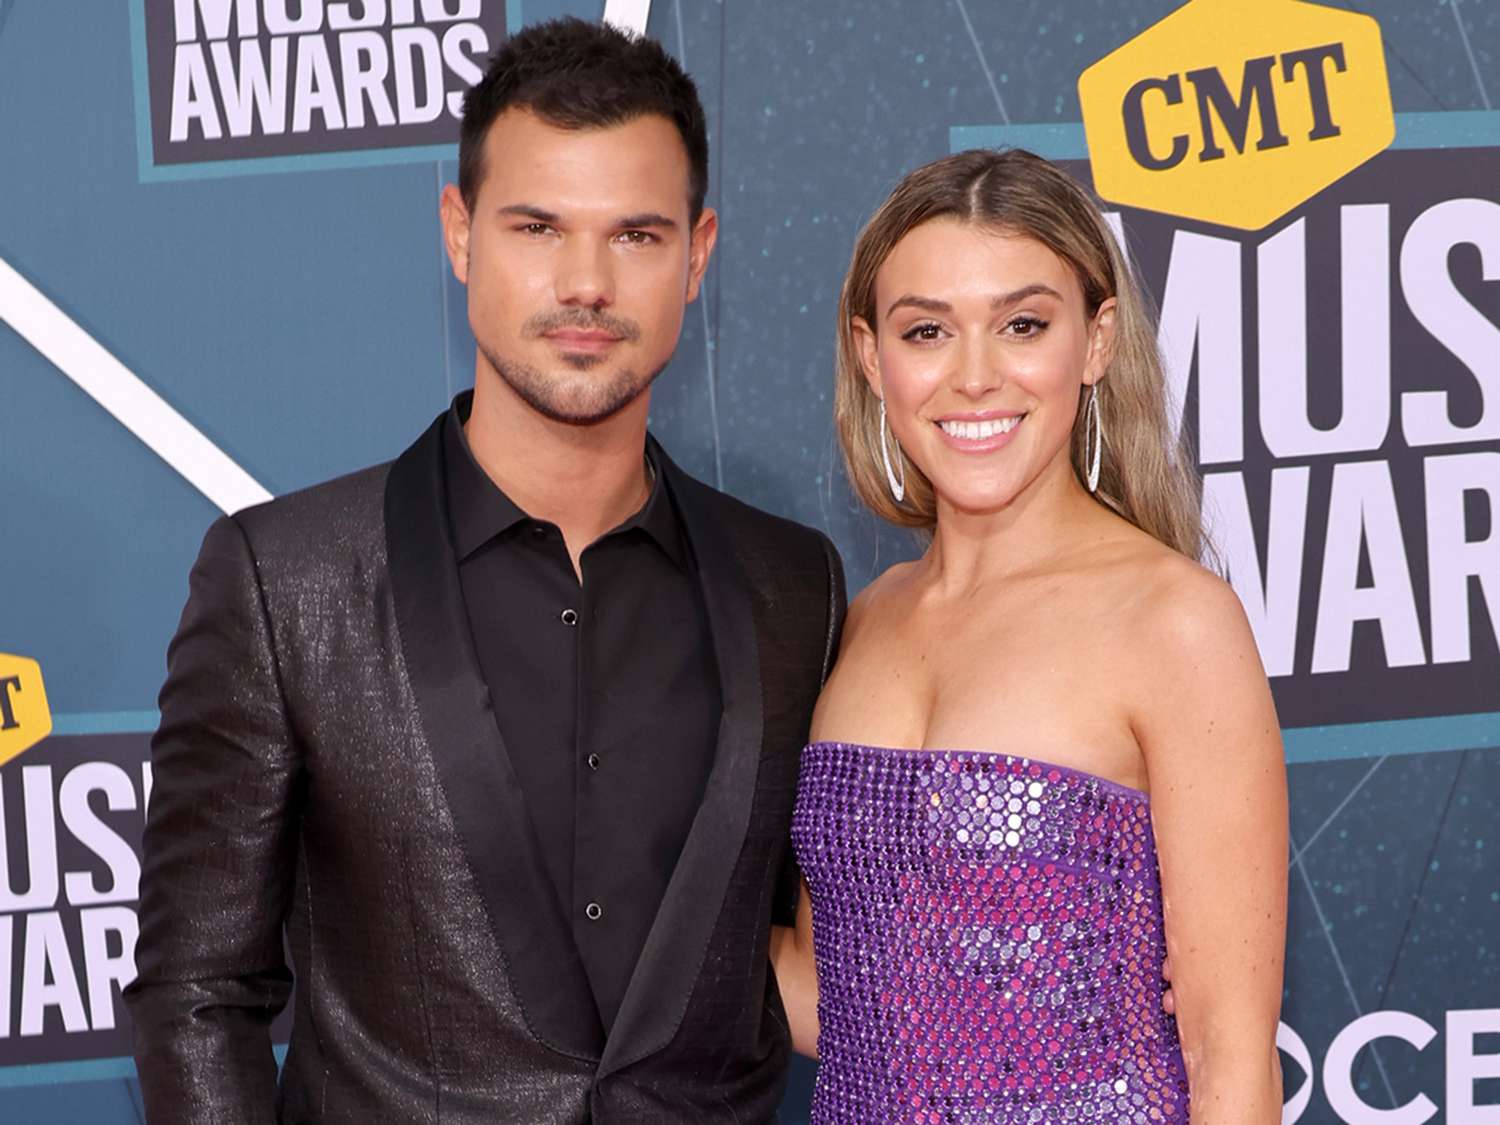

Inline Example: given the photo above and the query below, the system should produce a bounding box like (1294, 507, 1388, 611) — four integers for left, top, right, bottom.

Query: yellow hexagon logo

(0, 653, 53, 767)
(1078, 0, 1394, 230)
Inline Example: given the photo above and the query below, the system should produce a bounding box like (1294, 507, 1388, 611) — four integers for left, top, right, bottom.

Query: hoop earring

(1084, 384, 1104, 494)
(879, 399, 906, 503)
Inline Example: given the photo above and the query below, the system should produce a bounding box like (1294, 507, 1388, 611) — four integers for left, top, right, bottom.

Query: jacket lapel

(384, 412, 605, 1059)
(599, 440, 765, 1078)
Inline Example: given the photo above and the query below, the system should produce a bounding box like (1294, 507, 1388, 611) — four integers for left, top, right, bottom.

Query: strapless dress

(791, 740, 1189, 1124)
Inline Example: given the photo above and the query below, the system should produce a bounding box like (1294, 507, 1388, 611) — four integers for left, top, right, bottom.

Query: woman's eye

(902, 322, 944, 342)
(1008, 316, 1049, 337)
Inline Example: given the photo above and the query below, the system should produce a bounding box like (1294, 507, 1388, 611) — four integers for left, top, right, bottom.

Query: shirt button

(560, 608, 579, 626)
(585, 902, 603, 921)
(586, 753, 601, 771)
(531, 525, 547, 539)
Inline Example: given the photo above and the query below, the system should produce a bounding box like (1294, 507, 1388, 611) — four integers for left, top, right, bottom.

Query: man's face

(442, 108, 716, 426)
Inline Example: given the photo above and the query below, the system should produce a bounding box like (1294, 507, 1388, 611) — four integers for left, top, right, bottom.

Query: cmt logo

(1079, 0, 1393, 230)
(0, 654, 52, 767)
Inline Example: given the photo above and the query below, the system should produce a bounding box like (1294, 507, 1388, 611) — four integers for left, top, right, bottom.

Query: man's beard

(479, 340, 668, 426)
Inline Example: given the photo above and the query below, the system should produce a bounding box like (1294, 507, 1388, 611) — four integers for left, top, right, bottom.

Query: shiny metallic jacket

(126, 411, 846, 1124)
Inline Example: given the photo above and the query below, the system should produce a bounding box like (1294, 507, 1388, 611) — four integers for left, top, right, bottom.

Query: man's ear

(686, 207, 719, 303)
(439, 183, 472, 286)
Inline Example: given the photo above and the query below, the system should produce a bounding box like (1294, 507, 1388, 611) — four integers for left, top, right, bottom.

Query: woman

(771, 149, 1287, 1123)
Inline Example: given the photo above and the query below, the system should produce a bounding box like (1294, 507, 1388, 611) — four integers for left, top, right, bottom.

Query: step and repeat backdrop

(1, 0, 1496, 1121)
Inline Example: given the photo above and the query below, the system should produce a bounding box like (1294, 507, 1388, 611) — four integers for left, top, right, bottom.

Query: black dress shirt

(443, 398, 720, 1033)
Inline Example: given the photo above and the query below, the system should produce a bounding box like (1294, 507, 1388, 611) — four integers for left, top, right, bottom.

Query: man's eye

(521, 223, 552, 236)
(617, 230, 656, 245)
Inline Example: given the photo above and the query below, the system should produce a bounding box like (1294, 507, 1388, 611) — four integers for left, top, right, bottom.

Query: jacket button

(561, 608, 579, 626)
(585, 902, 603, 921)
(587, 753, 601, 771)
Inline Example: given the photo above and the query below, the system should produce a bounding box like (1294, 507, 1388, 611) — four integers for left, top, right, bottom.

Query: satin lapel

(599, 441, 765, 1077)
(384, 413, 605, 1059)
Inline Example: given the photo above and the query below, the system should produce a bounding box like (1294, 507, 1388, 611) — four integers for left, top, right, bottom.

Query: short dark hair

(458, 18, 709, 222)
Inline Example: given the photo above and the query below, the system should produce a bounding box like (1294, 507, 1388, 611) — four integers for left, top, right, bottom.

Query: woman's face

(855, 219, 1115, 518)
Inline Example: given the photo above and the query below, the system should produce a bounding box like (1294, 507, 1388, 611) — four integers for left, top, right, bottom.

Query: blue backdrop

(2, 1, 1497, 1121)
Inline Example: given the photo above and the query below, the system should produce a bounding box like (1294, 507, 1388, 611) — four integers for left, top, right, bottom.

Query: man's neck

(464, 373, 654, 576)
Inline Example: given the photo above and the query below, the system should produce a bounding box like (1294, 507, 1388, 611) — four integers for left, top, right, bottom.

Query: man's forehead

(481, 108, 692, 214)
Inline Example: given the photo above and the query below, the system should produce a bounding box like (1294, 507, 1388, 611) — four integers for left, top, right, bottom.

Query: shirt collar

(443, 392, 688, 571)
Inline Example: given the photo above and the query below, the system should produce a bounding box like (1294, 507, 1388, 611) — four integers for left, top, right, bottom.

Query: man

(126, 18, 843, 1123)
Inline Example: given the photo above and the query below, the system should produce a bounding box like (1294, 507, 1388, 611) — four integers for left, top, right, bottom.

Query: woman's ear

(1084, 296, 1118, 387)
(852, 315, 882, 399)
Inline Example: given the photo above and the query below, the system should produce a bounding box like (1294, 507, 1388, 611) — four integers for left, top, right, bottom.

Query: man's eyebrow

(495, 205, 678, 231)
(499, 204, 561, 224)
(615, 212, 678, 230)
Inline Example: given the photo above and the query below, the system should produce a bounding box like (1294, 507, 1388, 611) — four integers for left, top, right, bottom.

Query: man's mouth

(545, 329, 622, 349)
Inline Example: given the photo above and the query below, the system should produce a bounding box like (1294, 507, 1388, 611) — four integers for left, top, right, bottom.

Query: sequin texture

(791, 741, 1189, 1123)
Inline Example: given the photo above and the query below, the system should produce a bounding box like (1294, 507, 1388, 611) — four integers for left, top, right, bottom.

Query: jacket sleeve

(125, 514, 301, 1124)
(770, 531, 848, 927)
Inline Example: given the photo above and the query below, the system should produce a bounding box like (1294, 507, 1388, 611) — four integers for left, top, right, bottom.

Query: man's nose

(555, 238, 614, 308)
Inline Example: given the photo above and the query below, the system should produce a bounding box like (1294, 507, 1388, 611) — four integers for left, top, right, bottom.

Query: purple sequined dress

(791, 741, 1189, 1124)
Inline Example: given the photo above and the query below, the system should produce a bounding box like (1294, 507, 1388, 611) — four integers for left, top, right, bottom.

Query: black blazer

(126, 411, 846, 1123)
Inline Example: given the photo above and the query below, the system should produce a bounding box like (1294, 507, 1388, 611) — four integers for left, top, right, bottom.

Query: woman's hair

(834, 147, 1207, 561)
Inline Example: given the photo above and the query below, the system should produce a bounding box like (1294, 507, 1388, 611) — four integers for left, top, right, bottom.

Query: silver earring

(879, 399, 906, 503)
(1085, 384, 1103, 493)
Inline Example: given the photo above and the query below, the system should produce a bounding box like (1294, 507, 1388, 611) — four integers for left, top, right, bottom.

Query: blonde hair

(834, 148, 1206, 561)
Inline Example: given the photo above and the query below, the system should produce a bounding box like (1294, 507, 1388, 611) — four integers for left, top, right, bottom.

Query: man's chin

(481, 345, 666, 428)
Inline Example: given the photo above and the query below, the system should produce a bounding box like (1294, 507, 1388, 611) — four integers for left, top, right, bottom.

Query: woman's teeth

(937, 415, 1023, 440)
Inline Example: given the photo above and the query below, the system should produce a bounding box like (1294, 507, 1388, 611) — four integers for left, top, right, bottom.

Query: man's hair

(458, 18, 709, 222)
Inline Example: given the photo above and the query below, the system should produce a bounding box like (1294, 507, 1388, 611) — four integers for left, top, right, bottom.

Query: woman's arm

(1133, 567, 1288, 1124)
(769, 880, 819, 1058)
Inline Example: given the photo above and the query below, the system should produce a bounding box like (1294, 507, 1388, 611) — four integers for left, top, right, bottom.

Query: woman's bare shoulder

(843, 558, 921, 635)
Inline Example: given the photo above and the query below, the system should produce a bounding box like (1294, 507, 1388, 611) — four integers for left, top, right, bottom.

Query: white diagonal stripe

(603, 0, 651, 36)
(0, 255, 273, 515)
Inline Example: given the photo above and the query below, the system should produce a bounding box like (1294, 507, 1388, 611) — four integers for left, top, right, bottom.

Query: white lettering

(392, 27, 444, 123)
(1259, 209, 1391, 457)
(1279, 1020, 1315, 1123)
(423, 0, 480, 19)
(291, 34, 345, 132)
(1425, 452, 1500, 664)
(264, 0, 325, 35)
(0, 766, 59, 912)
(170, 43, 224, 142)
(1205, 468, 1309, 677)
(1401, 199, 1500, 447)
(340, 30, 397, 129)
(210, 38, 290, 137)
(60, 764, 141, 907)
(328, 0, 388, 30)
(442, 23, 488, 118)
(1323, 1011, 1438, 1124)
(1447, 1009, 1500, 1122)
(80, 907, 139, 1033)
(0, 916, 10, 1038)
(19, 912, 87, 1037)
(173, 0, 258, 41)
(1158, 230, 1244, 464)
(1312, 461, 1426, 673)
